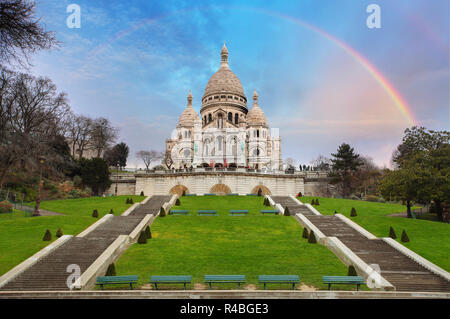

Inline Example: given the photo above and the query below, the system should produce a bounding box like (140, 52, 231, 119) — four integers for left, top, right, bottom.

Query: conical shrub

(145, 226, 152, 239)
(126, 198, 130, 204)
(308, 230, 317, 243)
(311, 199, 315, 205)
(109, 209, 114, 215)
(43, 229, 52, 241)
(56, 228, 63, 238)
(129, 198, 134, 204)
(315, 199, 320, 205)
(263, 197, 270, 206)
(175, 198, 180, 206)
(92, 209, 98, 218)
(334, 211, 338, 215)
(401, 230, 410, 242)
(348, 265, 357, 276)
(302, 228, 309, 239)
(257, 188, 262, 196)
(105, 263, 116, 276)
(159, 206, 166, 217)
(350, 207, 357, 217)
(284, 206, 290, 216)
(140, 191, 144, 196)
(138, 231, 147, 244)
(389, 226, 397, 239)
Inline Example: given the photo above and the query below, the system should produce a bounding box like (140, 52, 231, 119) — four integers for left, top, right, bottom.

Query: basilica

(166, 44, 282, 170)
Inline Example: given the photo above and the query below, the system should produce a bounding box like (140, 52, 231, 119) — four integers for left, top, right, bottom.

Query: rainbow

(87, 6, 417, 126)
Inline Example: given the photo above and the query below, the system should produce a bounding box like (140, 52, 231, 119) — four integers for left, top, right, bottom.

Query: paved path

(1, 195, 171, 291)
(272, 196, 450, 292)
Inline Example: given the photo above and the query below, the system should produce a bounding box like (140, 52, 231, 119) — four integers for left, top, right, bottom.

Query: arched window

(204, 116, 207, 125)
(228, 112, 232, 122)
(218, 113, 223, 128)
(235, 113, 239, 124)
(208, 114, 212, 122)
(256, 130, 260, 138)
(217, 136, 223, 151)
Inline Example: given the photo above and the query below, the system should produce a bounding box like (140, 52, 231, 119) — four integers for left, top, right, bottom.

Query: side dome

(177, 90, 200, 128)
(247, 90, 267, 127)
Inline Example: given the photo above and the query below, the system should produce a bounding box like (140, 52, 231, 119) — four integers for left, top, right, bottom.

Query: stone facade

(166, 44, 282, 170)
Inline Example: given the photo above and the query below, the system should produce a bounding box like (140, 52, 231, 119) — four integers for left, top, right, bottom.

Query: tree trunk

(435, 200, 443, 222)
(406, 200, 412, 218)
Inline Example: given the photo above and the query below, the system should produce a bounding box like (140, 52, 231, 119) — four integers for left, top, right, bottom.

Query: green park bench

(184, 194, 196, 196)
(246, 193, 257, 196)
(204, 193, 216, 196)
(169, 209, 190, 215)
(322, 276, 365, 291)
(260, 209, 279, 215)
(149, 275, 192, 290)
(95, 275, 138, 290)
(229, 210, 249, 216)
(204, 275, 246, 289)
(258, 275, 300, 290)
(227, 193, 239, 196)
(198, 210, 218, 216)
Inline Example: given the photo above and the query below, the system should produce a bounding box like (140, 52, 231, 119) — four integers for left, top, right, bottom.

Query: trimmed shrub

(126, 198, 130, 204)
(284, 206, 290, 216)
(105, 263, 116, 276)
(297, 192, 302, 198)
(182, 190, 186, 196)
(92, 209, 99, 218)
(401, 230, 410, 242)
(109, 209, 114, 215)
(315, 199, 320, 206)
(308, 230, 317, 243)
(302, 228, 309, 239)
(129, 198, 134, 204)
(140, 191, 144, 196)
(137, 231, 147, 244)
(348, 265, 357, 276)
(350, 207, 357, 217)
(43, 229, 52, 241)
(0, 201, 13, 214)
(334, 211, 338, 215)
(263, 197, 270, 206)
(56, 228, 63, 238)
(145, 226, 152, 239)
(159, 206, 166, 217)
(311, 199, 315, 205)
(389, 227, 397, 239)
(257, 188, 262, 196)
(175, 198, 180, 206)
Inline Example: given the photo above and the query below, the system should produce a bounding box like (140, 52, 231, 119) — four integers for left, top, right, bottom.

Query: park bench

(204, 275, 246, 289)
(95, 275, 138, 290)
(227, 193, 239, 196)
(260, 209, 279, 215)
(322, 276, 365, 291)
(169, 209, 190, 215)
(198, 210, 218, 216)
(149, 275, 192, 290)
(184, 194, 197, 196)
(246, 193, 257, 196)
(204, 193, 216, 196)
(229, 210, 249, 216)
(258, 275, 300, 290)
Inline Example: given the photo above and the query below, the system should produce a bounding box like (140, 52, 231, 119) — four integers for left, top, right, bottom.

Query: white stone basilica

(166, 44, 282, 170)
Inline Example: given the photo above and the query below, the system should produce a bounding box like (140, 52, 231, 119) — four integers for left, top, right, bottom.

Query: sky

(27, 0, 449, 168)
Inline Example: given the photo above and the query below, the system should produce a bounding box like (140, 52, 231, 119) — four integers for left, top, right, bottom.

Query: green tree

(79, 158, 111, 195)
(104, 142, 129, 168)
(329, 143, 362, 197)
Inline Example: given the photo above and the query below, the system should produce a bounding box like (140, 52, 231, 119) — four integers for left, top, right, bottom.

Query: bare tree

(164, 150, 173, 169)
(0, 0, 58, 67)
(136, 150, 163, 172)
(284, 157, 296, 169)
(310, 155, 332, 171)
(90, 117, 118, 158)
(74, 115, 93, 159)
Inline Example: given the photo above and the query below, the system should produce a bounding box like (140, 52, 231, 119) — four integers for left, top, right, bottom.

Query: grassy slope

(115, 196, 351, 290)
(0, 195, 144, 276)
(300, 196, 450, 271)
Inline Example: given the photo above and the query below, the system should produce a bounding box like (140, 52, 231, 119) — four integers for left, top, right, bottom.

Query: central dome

(202, 43, 247, 106)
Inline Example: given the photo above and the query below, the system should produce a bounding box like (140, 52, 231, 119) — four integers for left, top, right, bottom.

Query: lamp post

(33, 156, 46, 217)
(115, 163, 119, 196)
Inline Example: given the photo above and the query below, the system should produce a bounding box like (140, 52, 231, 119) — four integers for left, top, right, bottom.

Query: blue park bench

(95, 275, 138, 290)
(204, 193, 217, 196)
(229, 210, 249, 216)
(198, 210, 218, 216)
(260, 209, 279, 215)
(169, 209, 190, 215)
(258, 275, 300, 290)
(246, 193, 257, 196)
(322, 276, 365, 291)
(227, 193, 239, 196)
(204, 275, 246, 289)
(184, 193, 197, 196)
(149, 275, 192, 290)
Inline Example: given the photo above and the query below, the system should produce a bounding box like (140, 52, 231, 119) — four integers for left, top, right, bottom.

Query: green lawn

(300, 196, 450, 271)
(114, 196, 352, 290)
(0, 195, 144, 276)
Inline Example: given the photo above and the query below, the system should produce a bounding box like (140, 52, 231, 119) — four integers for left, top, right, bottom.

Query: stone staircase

(271, 196, 315, 216)
(1, 195, 172, 291)
(273, 196, 450, 292)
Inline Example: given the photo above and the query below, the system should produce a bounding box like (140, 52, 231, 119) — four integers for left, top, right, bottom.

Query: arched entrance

(169, 185, 189, 196)
(251, 185, 272, 196)
(209, 184, 231, 195)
